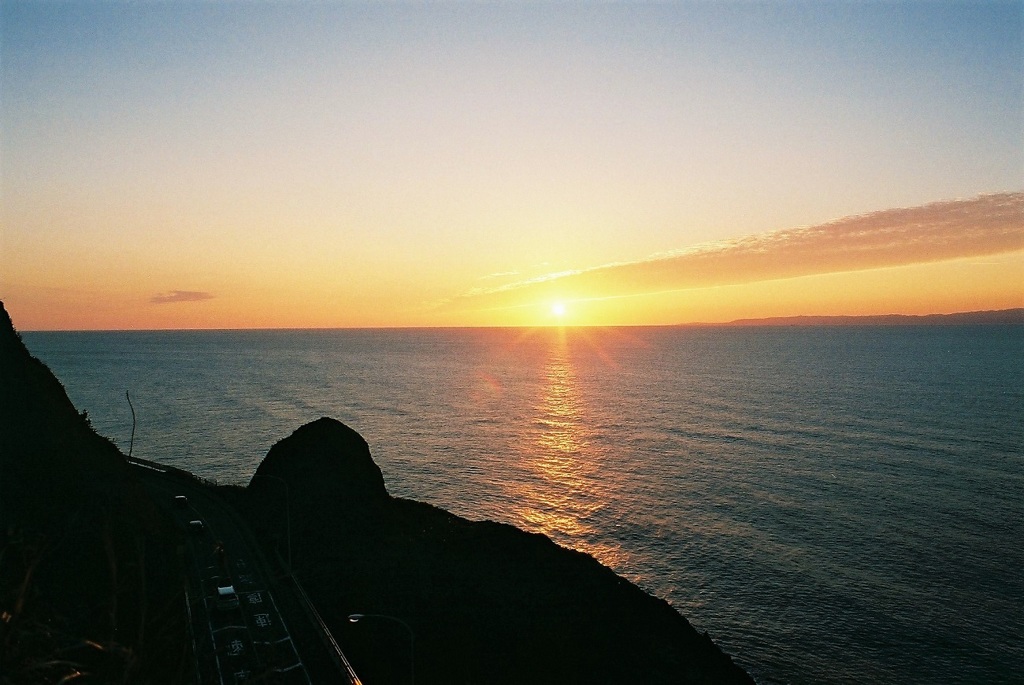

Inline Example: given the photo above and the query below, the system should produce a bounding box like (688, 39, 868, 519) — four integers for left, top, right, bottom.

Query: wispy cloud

(480, 270, 521, 280)
(441, 192, 1024, 312)
(150, 290, 215, 305)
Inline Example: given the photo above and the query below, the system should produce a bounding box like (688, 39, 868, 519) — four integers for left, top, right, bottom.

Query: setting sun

(1, 4, 1021, 684)
(1, 3, 1020, 333)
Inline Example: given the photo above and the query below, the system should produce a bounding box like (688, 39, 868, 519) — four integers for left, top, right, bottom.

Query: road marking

(263, 590, 311, 684)
(213, 624, 248, 633)
(273, 662, 304, 673)
(147, 473, 319, 685)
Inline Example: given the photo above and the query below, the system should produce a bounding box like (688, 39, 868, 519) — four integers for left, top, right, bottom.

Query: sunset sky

(2, 2, 1021, 330)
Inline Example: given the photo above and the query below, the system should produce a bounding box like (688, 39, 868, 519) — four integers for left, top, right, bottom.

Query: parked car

(215, 584, 240, 611)
(173, 495, 188, 509)
(189, 520, 205, 534)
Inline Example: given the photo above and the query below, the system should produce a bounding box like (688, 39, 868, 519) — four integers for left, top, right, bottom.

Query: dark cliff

(0, 302, 190, 683)
(1, 299, 753, 684)
(244, 417, 754, 684)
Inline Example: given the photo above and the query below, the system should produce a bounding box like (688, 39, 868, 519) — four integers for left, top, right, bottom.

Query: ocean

(20, 325, 1024, 684)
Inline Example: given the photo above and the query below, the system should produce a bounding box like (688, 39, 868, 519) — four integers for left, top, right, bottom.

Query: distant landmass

(689, 308, 1024, 327)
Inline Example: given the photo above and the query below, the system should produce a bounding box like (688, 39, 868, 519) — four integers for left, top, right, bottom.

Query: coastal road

(127, 457, 361, 684)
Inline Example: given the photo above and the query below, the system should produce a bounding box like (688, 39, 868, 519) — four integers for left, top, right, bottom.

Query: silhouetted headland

(242, 417, 753, 683)
(1, 300, 753, 683)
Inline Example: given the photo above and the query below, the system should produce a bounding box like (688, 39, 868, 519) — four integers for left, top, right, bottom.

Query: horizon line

(17, 306, 1023, 334)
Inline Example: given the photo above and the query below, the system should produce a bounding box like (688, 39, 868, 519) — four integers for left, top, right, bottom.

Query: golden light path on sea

(510, 329, 631, 572)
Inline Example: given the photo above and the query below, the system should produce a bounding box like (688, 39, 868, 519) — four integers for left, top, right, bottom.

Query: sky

(1, 1, 1021, 330)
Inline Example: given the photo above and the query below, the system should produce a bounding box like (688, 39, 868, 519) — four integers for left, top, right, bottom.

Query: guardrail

(285, 560, 363, 685)
(182, 583, 203, 684)
(126, 454, 223, 486)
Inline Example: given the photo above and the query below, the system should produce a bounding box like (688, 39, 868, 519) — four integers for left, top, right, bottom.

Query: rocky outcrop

(243, 416, 754, 684)
(252, 416, 388, 508)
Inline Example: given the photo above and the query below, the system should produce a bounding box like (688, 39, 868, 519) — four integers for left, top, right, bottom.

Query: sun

(550, 301, 567, 318)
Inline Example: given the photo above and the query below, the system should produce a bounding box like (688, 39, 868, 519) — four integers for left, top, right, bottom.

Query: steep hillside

(0, 302, 190, 683)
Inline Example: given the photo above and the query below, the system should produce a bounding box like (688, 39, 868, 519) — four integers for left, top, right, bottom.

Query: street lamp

(250, 474, 291, 571)
(348, 613, 415, 685)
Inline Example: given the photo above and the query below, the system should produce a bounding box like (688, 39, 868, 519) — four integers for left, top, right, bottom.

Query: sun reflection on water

(511, 331, 628, 570)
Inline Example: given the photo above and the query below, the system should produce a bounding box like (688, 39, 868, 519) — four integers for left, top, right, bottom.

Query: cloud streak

(442, 192, 1024, 311)
(150, 290, 215, 305)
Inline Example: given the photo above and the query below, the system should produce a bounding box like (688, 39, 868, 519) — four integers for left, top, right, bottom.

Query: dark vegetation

(0, 303, 190, 683)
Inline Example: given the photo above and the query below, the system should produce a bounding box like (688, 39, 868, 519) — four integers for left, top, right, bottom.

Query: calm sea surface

(21, 326, 1024, 684)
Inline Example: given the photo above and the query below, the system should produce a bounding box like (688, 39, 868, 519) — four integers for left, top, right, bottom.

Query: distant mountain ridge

(690, 308, 1024, 327)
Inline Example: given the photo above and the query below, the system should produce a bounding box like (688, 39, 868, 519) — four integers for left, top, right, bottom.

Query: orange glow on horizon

(434, 250, 1024, 329)
(2, 4, 1020, 333)
(3, 246, 1021, 331)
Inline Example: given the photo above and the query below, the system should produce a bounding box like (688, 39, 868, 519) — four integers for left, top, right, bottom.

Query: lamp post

(250, 474, 291, 571)
(348, 613, 415, 685)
